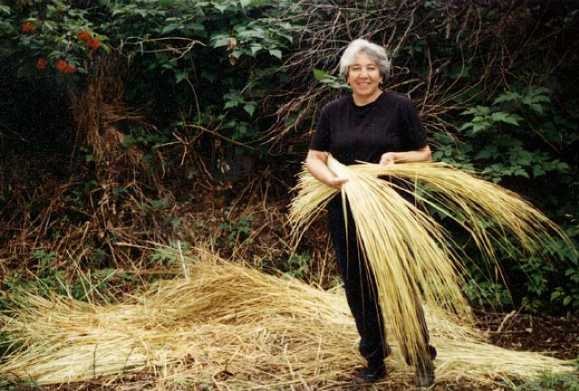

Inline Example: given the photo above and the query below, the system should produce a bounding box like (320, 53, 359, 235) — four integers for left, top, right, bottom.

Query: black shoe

(427, 345, 437, 360)
(352, 363, 387, 383)
(415, 359, 435, 388)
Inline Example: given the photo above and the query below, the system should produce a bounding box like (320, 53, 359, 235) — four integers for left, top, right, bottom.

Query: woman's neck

(352, 90, 383, 106)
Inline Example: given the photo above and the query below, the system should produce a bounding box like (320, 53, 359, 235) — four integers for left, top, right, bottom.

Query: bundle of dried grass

(0, 248, 573, 389)
(289, 156, 574, 367)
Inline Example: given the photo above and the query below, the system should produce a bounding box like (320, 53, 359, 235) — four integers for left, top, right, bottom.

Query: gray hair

(339, 39, 391, 80)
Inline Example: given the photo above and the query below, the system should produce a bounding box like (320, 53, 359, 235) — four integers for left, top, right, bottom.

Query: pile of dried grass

(0, 247, 573, 389)
(289, 156, 574, 367)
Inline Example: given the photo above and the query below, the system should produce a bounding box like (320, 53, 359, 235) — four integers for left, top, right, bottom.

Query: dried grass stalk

(288, 155, 574, 367)
(0, 248, 573, 389)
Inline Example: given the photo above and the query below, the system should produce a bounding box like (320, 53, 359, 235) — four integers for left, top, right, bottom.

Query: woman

(305, 39, 436, 387)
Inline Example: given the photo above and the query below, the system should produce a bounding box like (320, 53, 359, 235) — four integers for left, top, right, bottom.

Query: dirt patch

(475, 310, 579, 360)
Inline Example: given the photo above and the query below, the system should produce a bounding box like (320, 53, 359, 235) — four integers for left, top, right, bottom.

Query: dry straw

(288, 155, 574, 367)
(0, 248, 573, 389)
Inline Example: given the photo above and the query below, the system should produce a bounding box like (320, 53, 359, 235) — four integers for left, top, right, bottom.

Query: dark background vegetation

(0, 0, 578, 386)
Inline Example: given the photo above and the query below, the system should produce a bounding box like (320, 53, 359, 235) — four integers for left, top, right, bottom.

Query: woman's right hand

(305, 150, 349, 190)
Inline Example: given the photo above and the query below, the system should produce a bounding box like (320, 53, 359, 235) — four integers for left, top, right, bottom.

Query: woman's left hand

(379, 152, 397, 166)
(380, 146, 432, 165)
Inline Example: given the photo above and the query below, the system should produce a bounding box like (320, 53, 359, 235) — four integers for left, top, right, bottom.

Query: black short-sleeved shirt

(309, 92, 427, 165)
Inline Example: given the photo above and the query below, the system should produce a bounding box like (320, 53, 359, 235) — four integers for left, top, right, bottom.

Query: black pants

(327, 195, 434, 367)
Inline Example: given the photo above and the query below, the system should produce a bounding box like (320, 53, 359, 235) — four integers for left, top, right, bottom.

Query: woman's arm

(305, 150, 349, 189)
(379, 145, 432, 166)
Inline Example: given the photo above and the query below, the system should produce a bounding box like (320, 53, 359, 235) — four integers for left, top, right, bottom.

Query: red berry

(87, 37, 101, 50)
(55, 59, 69, 73)
(77, 31, 91, 42)
(64, 63, 77, 74)
(21, 21, 36, 33)
(35, 57, 48, 71)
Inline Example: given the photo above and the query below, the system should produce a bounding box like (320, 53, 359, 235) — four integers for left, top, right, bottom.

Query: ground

(475, 311, 579, 361)
(9, 312, 575, 391)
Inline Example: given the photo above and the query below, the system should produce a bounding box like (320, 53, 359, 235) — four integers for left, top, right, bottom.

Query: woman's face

(347, 52, 383, 100)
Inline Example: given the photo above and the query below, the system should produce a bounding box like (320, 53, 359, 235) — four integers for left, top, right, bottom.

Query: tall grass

(0, 247, 573, 389)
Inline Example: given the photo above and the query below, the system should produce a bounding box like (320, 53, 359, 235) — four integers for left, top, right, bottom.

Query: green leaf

(474, 146, 497, 160)
(161, 23, 180, 35)
(532, 166, 545, 177)
(224, 100, 238, 109)
(187, 22, 206, 33)
(211, 35, 230, 48)
(557, 162, 570, 171)
(243, 103, 256, 117)
(250, 44, 262, 56)
(471, 123, 489, 134)
(528, 87, 550, 97)
(237, 27, 266, 39)
(530, 95, 550, 104)
(214, 3, 228, 12)
(493, 92, 520, 105)
(312, 68, 349, 90)
(513, 168, 529, 178)
(458, 122, 473, 131)
(175, 70, 188, 84)
(529, 103, 544, 115)
(268, 49, 282, 59)
(490, 112, 522, 126)
(277, 31, 293, 43)
(313, 68, 330, 81)
(461, 106, 490, 116)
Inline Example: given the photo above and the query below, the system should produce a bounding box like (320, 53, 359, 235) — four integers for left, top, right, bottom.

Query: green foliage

(284, 252, 310, 279)
(493, 87, 552, 116)
(224, 90, 257, 118)
(459, 106, 523, 135)
(149, 240, 192, 266)
(29, 249, 65, 290)
(463, 278, 512, 309)
(436, 87, 570, 183)
(515, 369, 579, 391)
(3, 1, 108, 78)
(210, 18, 292, 61)
(121, 128, 170, 150)
(7, 249, 73, 306)
(458, 209, 579, 314)
(63, 178, 97, 208)
(2, 250, 133, 302)
(0, 6, 15, 39)
(543, 226, 579, 311)
(101, 0, 296, 142)
(433, 84, 579, 313)
(3, 0, 298, 147)
(31, 248, 56, 265)
(220, 215, 253, 245)
(313, 68, 349, 90)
